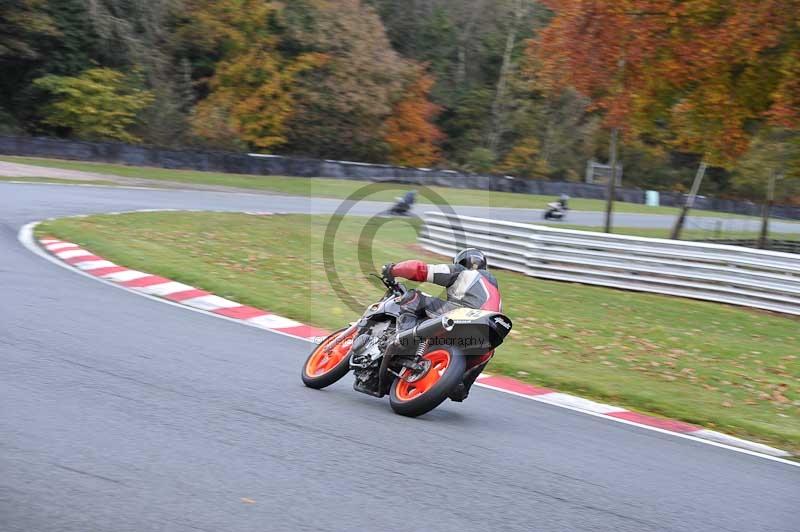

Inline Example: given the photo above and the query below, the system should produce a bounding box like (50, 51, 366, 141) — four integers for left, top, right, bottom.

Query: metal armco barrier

(420, 212, 800, 316)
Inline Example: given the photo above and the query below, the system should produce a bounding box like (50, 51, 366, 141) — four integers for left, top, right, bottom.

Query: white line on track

(3, 180, 166, 191)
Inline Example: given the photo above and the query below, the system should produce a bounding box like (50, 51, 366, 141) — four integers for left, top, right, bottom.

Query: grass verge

(37, 212, 799, 453)
(1, 154, 766, 218)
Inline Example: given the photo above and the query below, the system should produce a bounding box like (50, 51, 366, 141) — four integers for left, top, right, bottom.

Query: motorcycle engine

(351, 321, 394, 395)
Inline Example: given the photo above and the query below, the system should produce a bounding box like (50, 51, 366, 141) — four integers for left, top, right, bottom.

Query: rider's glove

(381, 263, 395, 284)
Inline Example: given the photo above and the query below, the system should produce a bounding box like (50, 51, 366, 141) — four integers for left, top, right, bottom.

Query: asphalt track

(1, 182, 798, 532)
(3, 179, 800, 232)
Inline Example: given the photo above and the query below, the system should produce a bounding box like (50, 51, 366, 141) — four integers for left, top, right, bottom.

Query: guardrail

(697, 238, 800, 255)
(420, 212, 800, 316)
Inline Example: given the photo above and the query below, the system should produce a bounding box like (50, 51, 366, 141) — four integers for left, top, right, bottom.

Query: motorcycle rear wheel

(301, 328, 355, 389)
(389, 346, 466, 417)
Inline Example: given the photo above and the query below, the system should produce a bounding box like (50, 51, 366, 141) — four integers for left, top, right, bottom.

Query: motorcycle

(379, 190, 416, 217)
(542, 200, 568, 220)
(301, 275, 513, 417)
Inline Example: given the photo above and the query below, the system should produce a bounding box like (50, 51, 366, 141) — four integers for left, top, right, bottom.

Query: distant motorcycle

(381, 190, 416, 216)
(543, 194, 569, 221)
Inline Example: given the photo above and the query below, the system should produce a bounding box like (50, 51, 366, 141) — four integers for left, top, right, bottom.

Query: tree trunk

(455, 0, 486, 88)
(604, 128, 619, 233)
(758, 171, 778, 249)
(670, 160, 707, 240)
(456, 46, 467, 86)
(488, 0, 523, 154)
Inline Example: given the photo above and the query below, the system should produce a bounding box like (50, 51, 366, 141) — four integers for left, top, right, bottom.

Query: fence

(420, 212, 800, 316)
(2, 135, 799, 219)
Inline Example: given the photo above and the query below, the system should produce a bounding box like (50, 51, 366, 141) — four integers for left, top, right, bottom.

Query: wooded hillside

(1, 0, 797, 201)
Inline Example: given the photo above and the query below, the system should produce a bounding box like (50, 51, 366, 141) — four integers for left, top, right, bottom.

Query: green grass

(37, 211, 800, 453)
(1, 154, 765, 218)
(558, 224, 800, 241)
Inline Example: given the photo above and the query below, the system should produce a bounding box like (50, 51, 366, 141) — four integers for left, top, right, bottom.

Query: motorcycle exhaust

(393, 315, 454, 347)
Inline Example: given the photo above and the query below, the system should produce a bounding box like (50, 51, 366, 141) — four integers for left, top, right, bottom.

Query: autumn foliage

(34, 68, 154, 143)
(2, 0, 798, 200)
(534, 0, 800, 166)
(383, 71, 444, 167)
(184, 0, 326, 149)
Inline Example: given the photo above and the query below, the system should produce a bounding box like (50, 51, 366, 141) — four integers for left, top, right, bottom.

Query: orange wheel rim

(305, 331, 356, 377)
(394, 350, 451, 401)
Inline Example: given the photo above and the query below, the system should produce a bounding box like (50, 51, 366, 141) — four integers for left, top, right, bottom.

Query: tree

(654, 0, 800, 236)
(84, 0, 191, 144)
(370, 0, 549, 166)
(501, 49, 599, 181)
(533, 0, 800, 230)
(440, 87, 494, 167)
(767, 50, 800, 131)
(487, 0, 525, 154)
(191, 48, 323, 149)
(383, 69, 444, 167)
(183, 0, 324, 149)
(534, 0, 653, 231)
(33, 67, 153, 143)
(0, 0, 58, 130)
(0, 0, 56, 59)
(1, 0, 185, 143)
(281, 0, 413, 161)
(496, 136, 548, 177)
(733, 132, 800, 201)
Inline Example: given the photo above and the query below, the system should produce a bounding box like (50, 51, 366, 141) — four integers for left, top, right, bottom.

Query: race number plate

(445, 308, 493, 321)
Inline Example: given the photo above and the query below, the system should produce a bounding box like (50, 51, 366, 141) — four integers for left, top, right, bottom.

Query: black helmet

(453, 248, 487, 270)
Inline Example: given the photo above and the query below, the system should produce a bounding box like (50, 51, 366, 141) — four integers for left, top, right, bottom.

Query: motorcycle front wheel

(301, 328, 356, 389)
(389, 345, 466, 417)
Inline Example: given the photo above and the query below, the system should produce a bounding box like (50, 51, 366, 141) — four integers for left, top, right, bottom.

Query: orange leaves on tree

(534, 0, 654, 129)
(192, 49, 325, 149)
(767, 50, 800, 130)
(496, 137, 550, 178)
(534, 0, 800, 166)
(182, 0, 276, 54)
(383, 70, 444, 167)
(658, 0, 795, 165)
(186, 0, 325, 149)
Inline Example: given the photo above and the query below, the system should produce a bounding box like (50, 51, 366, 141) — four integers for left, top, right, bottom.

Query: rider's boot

(449, 359, 490, 402)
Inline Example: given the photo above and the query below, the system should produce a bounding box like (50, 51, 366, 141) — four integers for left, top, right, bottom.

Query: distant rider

(381, 248, 501, 401)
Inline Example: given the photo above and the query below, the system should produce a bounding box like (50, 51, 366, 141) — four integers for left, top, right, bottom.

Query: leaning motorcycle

(542, 201, 567, 220)
(301, 275, 513, 417)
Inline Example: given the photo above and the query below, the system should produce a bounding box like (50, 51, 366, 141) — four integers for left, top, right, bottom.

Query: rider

(381, 248, 501, 401)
